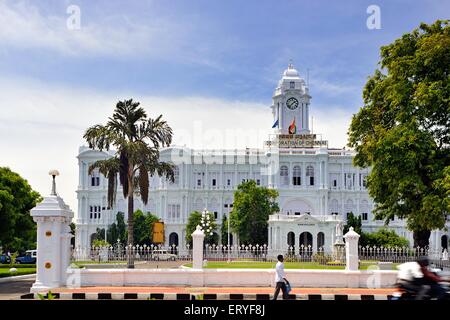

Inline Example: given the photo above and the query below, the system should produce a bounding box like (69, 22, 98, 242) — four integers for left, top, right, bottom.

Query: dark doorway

(169, 232, 179, 254)
(287, 232, 295, 254)
(317, 232, 325, 252)
(441, 235, 448, 250)
(299, 232, 313, 256)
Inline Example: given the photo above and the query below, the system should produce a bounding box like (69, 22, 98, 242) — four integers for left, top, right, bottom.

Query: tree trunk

(413, 230, 431, 249)
(127, 189, 135, 269)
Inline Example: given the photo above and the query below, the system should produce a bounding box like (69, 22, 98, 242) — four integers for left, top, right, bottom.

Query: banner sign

(265, 134, 328, 148)
(152, 222, 165, 244)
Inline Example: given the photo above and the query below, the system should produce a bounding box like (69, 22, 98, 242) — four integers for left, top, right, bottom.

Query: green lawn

(0, 267, 36, 278)
(183, 261, 396, 270)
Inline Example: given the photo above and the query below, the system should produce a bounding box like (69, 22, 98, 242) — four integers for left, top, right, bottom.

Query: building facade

(74, 64, 449, 253)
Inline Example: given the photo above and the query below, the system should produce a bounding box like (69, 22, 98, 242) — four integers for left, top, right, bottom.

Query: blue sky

(0, 0, 448, 209)
(1, 0, 448, 105)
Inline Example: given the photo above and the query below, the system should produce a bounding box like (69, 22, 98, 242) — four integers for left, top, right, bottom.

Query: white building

(74, 63, 449, 253)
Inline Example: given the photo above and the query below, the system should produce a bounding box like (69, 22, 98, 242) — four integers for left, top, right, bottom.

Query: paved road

(0, 275, 34, 300)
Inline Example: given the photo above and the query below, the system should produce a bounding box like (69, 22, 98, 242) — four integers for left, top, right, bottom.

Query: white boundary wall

(71, 268, 397, 288)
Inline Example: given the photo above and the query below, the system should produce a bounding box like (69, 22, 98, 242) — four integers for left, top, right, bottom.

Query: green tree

(343, 212, 362, 235)
(0, 167, 41, 252)
(364, 228, 409, 248)
(185, 211, 218, 246)
(83, 99, 174, 268)
(133, 210, 160, 245)
(348, 20, 450, 247)
(107, 212, 127, 244)
(230, 180, 279, 244)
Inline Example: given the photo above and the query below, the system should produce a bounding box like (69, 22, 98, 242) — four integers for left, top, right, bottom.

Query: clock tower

(271, 63, 311, 134)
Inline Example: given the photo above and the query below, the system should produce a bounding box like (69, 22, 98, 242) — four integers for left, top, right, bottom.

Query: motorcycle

(391, 268, 450, 300)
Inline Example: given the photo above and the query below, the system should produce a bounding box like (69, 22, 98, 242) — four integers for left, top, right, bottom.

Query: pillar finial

(48, 169, 60, 196)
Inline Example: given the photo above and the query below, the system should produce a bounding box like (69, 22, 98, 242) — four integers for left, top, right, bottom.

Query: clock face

(286, 97, 299, 110)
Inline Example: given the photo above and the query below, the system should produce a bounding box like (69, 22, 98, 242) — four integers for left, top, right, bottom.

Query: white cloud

(0, 77, 354, 214)
(0, 0, 212, 62)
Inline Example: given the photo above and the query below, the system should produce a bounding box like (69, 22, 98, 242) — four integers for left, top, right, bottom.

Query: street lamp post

(227, 213, 230, 263)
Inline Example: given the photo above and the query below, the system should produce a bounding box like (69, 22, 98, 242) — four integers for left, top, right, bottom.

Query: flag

(288, 117, 296, 134)
(272, 119, 279, 128)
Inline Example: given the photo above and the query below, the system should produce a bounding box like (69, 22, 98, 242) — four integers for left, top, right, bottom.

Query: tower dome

(282, 63, 300, 78)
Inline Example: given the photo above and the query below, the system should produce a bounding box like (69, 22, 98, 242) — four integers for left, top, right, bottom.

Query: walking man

(273, 254, 290, 300)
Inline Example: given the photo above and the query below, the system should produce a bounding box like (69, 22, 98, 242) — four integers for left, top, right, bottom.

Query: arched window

(330, 199, 339, 215)
(317, 232, 325, 251)
(306, 165, 314, 186)
(293, 166, 301, 186)
(345, 199, 354, 218)
(280, 166, 289, 186)
(194, 198, 204, 212)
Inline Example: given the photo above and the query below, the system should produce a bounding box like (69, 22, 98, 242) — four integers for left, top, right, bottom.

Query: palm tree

(83, 99, 174, 268)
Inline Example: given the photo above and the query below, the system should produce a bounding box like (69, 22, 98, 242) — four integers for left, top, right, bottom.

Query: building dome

(283, 63, 300, 78)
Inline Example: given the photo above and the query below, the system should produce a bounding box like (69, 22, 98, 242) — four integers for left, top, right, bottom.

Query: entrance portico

(268, 213, 341, 254)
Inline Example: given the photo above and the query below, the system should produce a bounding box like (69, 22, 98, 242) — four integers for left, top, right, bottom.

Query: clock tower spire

(271, 62, 311, 134)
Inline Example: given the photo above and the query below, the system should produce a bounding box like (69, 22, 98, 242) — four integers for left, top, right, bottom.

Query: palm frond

(119, 150, 129, 198)
(153, 161, 175, 183)
(83, 125, 113, 150)
(138, 165, 149, 205)
(140, 115, 173, 148)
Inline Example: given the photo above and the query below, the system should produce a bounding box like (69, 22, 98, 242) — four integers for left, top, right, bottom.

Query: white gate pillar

(192, 225, 205, 269)
(30, 171, 74, 293)
(343, 227, 360, 271)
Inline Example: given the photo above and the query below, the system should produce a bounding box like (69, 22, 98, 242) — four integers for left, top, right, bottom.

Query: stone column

(344, 227, 360, 271)
(30, 179, 74, 293)
(192, 225, 205, 269)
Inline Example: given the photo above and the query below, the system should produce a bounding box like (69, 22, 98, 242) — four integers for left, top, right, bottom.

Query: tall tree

(185, 211, 218, 246)
(348, 20, 450, 247)
(83, 99, 174, 268)
(0, 167, 41, 253)
(230, 180, 279, 244)
(133, 210, 160, 245)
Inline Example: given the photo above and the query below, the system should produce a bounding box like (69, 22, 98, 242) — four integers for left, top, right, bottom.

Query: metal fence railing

(71, 244, 449, 270)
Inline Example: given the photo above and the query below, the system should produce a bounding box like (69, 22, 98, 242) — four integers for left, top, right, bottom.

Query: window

(293, 166, 301, 186)
(230, 204, 233, 208)
(330, 199, 339, 215)
(294, 212, 300, 216)
(90, 206, 93, 219)
(224, 204, 228, 208)
(290, 81, 295, 89)
(91, 176, 100, 187)
(173, 166, 179, 185)
(256, 179, 261, 186)
(214, 211, 218, 219)
(212, 179, 216, 186)
(362, 213, 368, 221)
(197, 179, 201, 187)
(306, 165, 314, 186)
(227, 179, 231, 186)
(280, 166, 289, 186)
(333, 180, 337, 187)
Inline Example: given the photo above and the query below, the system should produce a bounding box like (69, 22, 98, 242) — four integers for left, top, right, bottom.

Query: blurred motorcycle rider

(396, 260, 427, 299)
(417, 257, 447, 300)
